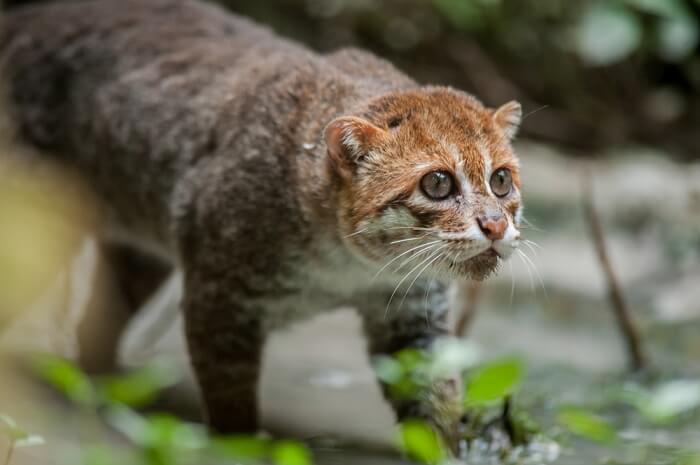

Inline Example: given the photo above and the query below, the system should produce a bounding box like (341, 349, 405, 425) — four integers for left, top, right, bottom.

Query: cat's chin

(454, 249, 500, 281)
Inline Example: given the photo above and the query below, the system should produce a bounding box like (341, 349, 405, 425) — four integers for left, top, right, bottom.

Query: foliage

(556, 406, 618, 444)
(23, 354, 314, 465)
(0, 415, 44, 465)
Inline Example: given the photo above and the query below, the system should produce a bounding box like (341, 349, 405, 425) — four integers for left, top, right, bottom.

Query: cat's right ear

(324, 116, 386, 180)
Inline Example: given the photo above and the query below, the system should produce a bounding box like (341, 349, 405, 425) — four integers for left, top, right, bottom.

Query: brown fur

(1, 0, 523, 440)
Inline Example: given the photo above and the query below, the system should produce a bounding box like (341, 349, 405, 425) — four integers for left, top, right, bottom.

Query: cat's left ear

(493, 100, 522, 140)
(324, 116, 386, 180)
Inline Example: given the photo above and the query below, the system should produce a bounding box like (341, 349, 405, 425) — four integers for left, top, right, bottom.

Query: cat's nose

(477, 215, 507, 241)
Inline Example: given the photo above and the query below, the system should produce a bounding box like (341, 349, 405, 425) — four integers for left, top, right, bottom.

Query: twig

(3, 441, 15, 465)
(454, 281, 483, 337)
(583, 174, 647, 372)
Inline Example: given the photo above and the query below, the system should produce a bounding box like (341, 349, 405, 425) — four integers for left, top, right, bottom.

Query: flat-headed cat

(1, 0, 523, 443)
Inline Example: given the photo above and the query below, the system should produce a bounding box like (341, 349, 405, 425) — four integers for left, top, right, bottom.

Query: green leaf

(373, 355, 405, 385)
(577, 3, 642, 66)
(432, 0, 485, 31)
(98, 361, 181, 408)
(270, 441, 312, 465)
(0, 414, 28, 441)
(427, 337, 480, 380)
(211, 436, 270, 463)
(141, 414, 208, 451)
(32, 354, 96, 407)
(465, 357, 525, 407)
(397, 420, 445, 465)
(557, 407, 617, 443)
(395, 348, 429, 373)
(625, 380, 700, 424)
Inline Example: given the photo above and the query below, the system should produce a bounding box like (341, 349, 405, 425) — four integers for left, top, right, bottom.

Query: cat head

(325, 87, 522, 281)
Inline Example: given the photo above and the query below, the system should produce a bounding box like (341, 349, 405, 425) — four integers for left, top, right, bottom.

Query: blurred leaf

(676, 452, 700, 465)
(0, 166, 86, 314)
(557, 406, 617, 443)
(270, 441, 312, 465)
(432, 0, 502, 31)
(32, 354, 97, 408)
(657, 15, 699, 61)
(142, 414, 207, 451)
(105, 406, 148, 443)
(465, 357, 525, 407)
(427, 337, 480, 380)
(15, 435, 45, 448)
(373, 355, 405, 385)
(577, 3, 642, 66)
(397, 420, 445, 465)
(212, 436, 270, 462)
(80, 445, 140, 465)
(395, 348, 429, 373)
(98, 361, 181, 408)
(623, 0, 689, 18)
(624, 380, 700, 424)
(0, 414, 27, 441)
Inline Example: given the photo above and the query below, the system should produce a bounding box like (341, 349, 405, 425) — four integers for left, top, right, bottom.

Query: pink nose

(477, 215, 507, 241)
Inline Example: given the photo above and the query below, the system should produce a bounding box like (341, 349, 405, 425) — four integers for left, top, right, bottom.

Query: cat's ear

(493, 100, 522, 140)
(324, 116, 386, 179)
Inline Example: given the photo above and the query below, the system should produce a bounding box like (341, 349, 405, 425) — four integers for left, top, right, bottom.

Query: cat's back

(0, 0, 283, 150)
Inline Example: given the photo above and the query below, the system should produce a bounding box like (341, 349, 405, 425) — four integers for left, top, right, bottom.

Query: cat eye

(490, 168, 512, 197)
(420, 171, 454, 200)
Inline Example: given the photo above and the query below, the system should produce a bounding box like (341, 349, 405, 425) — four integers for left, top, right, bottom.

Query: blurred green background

(217, 0, 700, 157)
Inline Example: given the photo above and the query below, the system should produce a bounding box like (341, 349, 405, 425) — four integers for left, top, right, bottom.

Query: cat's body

(1, 0, 523, 439)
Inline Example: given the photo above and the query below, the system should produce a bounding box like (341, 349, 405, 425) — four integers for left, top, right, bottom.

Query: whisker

(384, 245, 447, 319)
(398, 248, 446, 310)
(522, 240, 538, 257)
(508, 260, 516, 310)
(344, 228, 368, 238)
(524, 239, 543, 250)
(372, 240, 440, 281)
(395, 242, 441, 271)
(518, 248, 549, 301)
(384, 226, 438, 232)
(516, 249, 535, 293)
(521, 217, 545, 232)
(390, 234, 430, 245)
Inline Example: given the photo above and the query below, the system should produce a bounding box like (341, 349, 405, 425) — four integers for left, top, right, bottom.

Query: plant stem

(583, 174, 647, 372)
(3, 441, 15, 465)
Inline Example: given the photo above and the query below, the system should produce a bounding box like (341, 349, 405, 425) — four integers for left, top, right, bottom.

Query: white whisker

(517, 249, 535, 293)
(344, 228, 368, 238)
(518, 248, 549, 301)
(398, 248, 446, 310)
(384, 245, 447, 319)
(508, 259, 515, 310)
(524, 239, 542, 250)
(390, 234, 430, 245)
(372, 240, 440, 281)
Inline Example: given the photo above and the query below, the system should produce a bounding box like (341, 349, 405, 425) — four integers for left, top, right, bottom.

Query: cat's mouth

(453, 248, 500, 280)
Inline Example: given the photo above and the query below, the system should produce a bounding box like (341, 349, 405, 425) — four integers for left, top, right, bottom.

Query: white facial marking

(445, 142, 471, 198)
(477, 139, 493, 193)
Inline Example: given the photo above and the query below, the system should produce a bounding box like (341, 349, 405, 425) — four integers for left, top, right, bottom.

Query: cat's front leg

(359, 282, 464, 450)
(183, 270, 264, 434)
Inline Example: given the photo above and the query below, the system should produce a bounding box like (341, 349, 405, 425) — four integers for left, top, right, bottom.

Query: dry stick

(583, 176, 647, 372)
(455, 281, 483, 337)
(3, 442, 15, 465)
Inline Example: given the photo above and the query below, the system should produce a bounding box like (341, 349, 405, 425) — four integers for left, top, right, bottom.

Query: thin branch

(3, 441, 15, 465)
(583, 174, 648, 372)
